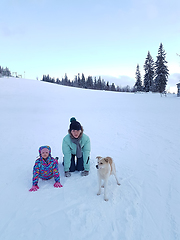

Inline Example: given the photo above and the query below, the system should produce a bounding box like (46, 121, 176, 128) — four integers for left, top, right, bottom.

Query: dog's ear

(104, 157, 109, 163)
(106, 157, 113, 164)
(96, 156, 102, 160)
(104, 157, 113, 163)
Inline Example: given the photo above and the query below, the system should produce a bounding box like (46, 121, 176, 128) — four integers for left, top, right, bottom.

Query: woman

(62, 117, 91, 177)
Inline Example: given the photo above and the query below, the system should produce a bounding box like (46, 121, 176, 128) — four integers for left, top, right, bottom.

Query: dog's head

(96, 156, 111, 170)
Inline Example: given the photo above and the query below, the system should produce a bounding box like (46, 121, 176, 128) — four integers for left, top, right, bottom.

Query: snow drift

(0, 77, 180, 240)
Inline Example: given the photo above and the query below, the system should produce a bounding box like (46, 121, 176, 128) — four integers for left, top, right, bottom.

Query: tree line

(42, 73, 134, 92)
(0, 66, 11, 77)
(42, 43, 169, 93)
(1, 42, 169, 94)
(134, 43, 169, 93)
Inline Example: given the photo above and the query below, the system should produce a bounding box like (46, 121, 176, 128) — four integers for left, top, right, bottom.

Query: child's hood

(39, 145, 51, 156)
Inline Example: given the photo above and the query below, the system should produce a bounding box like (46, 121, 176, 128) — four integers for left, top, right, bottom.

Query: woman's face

(71, 129, 81, 138)
(41, 148, 50, 159)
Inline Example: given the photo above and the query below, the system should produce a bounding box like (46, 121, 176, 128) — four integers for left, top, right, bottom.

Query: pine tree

(94, 77, 97, 89)
(134, 64, 142, 92)
(77, 73, 81, 88)
(154, 43, 169, 93)
(101, 79, 106, 90)
(86, 76, 94, 89)
(46, 74, 50, 82)
(105, 81, 110, 91)
(0, 66, 11, 77)
(143, 51, 155, 92)
(97, 76, 102, 90)
(81, 73, 86, 88)
(64, 73, 68, 85)
(116, 85, 121, 92)
(110, 83, 116, 91)
(124, 85, 131, 92)
(42, 75, 45, 81)
(73, 75, 78, 87)
(56, 78, 60, 84)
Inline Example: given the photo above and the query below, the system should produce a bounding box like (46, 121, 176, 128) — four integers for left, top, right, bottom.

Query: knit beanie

(69, 117, 82, 131)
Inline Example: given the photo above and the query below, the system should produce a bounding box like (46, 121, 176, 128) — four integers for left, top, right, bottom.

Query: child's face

(41, 148, 50, 159)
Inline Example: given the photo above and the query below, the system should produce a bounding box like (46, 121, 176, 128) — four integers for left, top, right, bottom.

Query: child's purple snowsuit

(32, 146, 60, 186)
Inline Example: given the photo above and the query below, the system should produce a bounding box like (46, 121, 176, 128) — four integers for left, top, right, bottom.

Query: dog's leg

(112, 167, 121, 185)
(97, 176, 102, 196)
(104, 179, 109, 201)
(114, 173, 121, 185)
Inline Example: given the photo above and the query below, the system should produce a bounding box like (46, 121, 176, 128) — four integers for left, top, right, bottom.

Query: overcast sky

(1, 0, 180, 88)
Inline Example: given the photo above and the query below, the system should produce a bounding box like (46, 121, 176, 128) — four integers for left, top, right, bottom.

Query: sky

(1, 0, 180, 89)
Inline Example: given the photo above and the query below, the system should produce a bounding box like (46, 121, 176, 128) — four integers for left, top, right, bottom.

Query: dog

(96, 156, 120, 201)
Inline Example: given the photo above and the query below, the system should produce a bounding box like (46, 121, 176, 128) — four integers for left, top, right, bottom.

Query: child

(29, 146, 63, 191)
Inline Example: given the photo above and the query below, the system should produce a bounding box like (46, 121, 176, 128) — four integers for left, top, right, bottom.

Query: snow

(0, 77, 180, 240)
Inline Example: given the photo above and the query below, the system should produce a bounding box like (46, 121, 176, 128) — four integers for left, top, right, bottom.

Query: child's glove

(29, 185, 39, 192)
(54, 182, 63, 188)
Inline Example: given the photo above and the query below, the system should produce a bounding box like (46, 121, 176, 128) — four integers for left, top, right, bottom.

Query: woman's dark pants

(69, 154, 84, 172)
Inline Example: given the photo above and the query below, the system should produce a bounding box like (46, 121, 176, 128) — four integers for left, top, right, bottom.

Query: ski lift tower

(12, 72, 17, 77)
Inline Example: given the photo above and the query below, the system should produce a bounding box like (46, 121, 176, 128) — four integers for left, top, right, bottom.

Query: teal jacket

(62, 133, 91, 172)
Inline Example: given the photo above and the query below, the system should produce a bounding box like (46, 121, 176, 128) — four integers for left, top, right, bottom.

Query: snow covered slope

(0, 77, 180, 240)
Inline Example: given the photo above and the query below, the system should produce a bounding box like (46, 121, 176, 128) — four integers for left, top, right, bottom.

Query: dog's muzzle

(96, 165, 99, 169)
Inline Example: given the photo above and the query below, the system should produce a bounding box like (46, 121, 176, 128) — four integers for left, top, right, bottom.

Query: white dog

(96, 156, 120, 201)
